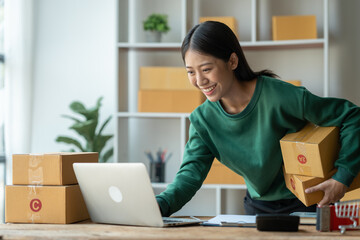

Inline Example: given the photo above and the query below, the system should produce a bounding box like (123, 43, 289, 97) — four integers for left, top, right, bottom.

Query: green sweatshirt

(156, 76, 360, 217)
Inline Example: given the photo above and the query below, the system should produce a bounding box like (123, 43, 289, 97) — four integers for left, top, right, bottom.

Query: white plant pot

(145, 31, 162, 42)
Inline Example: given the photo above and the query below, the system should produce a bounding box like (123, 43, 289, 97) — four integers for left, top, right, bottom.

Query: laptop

(73, 162, 202, 227)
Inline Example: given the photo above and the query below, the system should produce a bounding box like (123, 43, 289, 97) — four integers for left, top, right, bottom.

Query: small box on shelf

(340, 172, 360, 201)
(342, 189, 360, 202)
(204, 159, 245, 185)
(139, 67, 192, 90)
(199, 16, 239, 39)
(272, 15, 317, 41)
(284, 80, 302, 86)
(138, 90, 205, 113)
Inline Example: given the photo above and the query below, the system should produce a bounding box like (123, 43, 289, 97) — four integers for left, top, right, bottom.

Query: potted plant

(143, 13, 170, 42)
(55, 97, 113, 163)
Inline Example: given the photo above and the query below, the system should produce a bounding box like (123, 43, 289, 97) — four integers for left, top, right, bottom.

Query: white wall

(31, 0, 117, 159)
(329, 0, 360, 105)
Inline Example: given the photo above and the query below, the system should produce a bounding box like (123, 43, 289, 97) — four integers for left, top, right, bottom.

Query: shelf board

(152, 182, 247, 190)
(117, 112, 190, 118)
(118, 39, 325, 50)
(117, 42, 181, 49)
(242, 39, 325, 50)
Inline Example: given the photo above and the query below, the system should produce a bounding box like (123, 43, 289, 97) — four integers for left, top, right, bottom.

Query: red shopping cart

(334, 200, 360, 234)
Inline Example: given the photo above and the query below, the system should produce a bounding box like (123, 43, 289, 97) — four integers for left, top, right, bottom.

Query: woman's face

(184, 50, 238, 102)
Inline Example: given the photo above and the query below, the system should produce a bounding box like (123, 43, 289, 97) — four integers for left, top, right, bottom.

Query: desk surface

(1, 220, 360, 240)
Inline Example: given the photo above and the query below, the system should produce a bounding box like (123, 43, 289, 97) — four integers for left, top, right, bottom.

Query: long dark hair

(181, 21, 278, 81)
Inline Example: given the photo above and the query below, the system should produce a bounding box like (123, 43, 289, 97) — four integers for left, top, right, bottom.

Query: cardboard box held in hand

(283, 168, 336, 206)
(281, 123, 360, 206)
(280, 123, 338, 206)
(280, 123, 339, 178)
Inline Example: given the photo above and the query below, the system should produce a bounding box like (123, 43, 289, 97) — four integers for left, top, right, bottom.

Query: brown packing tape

(294, 123, 319, 142)
(297, 165, 312, 176)
(27, 186, 41, 223)
(28, 154, 44, 185)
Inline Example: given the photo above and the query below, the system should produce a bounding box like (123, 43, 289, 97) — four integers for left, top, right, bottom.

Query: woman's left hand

(305, 178, 348, 207)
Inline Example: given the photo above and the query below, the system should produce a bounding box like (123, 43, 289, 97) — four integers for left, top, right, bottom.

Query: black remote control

(256, 214, 300, 232)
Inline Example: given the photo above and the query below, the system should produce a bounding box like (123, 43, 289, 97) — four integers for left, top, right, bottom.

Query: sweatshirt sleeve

(156, 123, 214, 216)
(302, 89, 360, 186)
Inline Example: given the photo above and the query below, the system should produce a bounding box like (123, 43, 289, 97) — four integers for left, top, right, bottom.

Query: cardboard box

(5, 185, 89, 224)
(341, 188, 360, 202)
(340, 172, 360, 201)
(280, 123, 339, 178)
(285, 168, 360, 205)
(204, 159, 245, 185)
(139, 67, 193, 90)
(272, 15, 317, 41)
(284, 80, 302, 86)
(138, 90, 206, 113)
(283, 168, 335, 206)
(200, 17, 239, 39)
(12, 152, 98, 185)
(347, 171, 360, 192)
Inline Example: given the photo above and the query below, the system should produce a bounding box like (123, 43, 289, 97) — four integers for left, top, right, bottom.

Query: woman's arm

(302, 89, 360, 204)
(156, 123, 214, 216)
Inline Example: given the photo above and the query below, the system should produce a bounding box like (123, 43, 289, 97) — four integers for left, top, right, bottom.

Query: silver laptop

(73, 162, 202, 227)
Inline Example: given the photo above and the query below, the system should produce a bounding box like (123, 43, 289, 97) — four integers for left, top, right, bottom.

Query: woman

(156, 21, 360, 216)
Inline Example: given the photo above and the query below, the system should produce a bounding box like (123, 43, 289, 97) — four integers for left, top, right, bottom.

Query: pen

(165, 152, 172, 163)
(144, 151, 154, 163)
(161, 149, 167, 163)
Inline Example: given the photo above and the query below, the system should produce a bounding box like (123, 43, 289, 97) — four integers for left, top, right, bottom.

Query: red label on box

(297, 154, 307, 164)
(290, 177, 296, 190)
(30, 199, 42, 212)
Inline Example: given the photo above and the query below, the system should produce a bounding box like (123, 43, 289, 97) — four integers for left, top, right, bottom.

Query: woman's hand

(305, 178, 348, 207)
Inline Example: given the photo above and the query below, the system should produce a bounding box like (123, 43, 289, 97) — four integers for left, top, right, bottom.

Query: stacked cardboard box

(281, 123, 360, 206)
(204, 159, 245, 185)
(341, 172, 360, 201)
(138, 67, 205, 113)
(5, 152, 98, 224)
(284, 80, 302, 86)
(199, 17, 239, 39)
(272, 15, 317, 41)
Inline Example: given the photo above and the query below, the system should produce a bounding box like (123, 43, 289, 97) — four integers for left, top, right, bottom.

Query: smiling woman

(155, 21, 360, 218)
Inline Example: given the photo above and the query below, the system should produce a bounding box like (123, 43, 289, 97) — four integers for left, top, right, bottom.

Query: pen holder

(150, 161, 165, 183)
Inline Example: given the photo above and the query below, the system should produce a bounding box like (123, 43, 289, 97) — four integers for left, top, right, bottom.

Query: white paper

(204, 214, 256, 225)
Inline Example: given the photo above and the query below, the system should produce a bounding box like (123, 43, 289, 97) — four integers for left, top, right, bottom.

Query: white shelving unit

(116, 0, 329, 216)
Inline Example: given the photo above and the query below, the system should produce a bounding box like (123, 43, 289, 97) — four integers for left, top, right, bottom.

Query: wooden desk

(1, 220, 360, 240)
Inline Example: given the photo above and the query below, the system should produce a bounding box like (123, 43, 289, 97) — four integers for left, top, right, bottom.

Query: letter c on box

(30, 198, 42, 212)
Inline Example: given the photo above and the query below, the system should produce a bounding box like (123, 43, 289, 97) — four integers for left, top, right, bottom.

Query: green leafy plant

(56, 97, 113, 162)
(143, 13, 170, 33)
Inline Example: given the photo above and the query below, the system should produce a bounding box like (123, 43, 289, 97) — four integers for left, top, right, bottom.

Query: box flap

(281, 123, 338, 144)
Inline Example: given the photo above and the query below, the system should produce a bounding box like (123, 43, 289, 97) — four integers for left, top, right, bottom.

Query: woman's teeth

(203, 85, 215, 92)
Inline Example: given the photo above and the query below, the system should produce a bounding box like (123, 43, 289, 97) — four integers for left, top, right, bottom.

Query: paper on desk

(203, 215, 256, 226)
